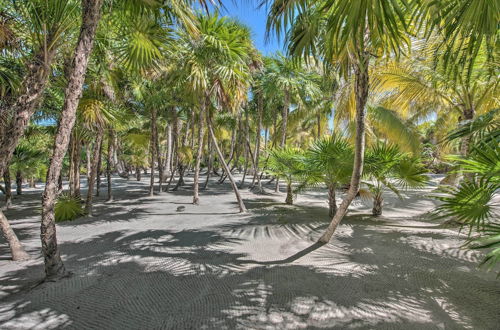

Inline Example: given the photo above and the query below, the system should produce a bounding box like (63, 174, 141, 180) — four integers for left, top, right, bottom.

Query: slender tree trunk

(41, 0, 103, 279)
(193, 105, 205, 204)
(328, 184, 337, 217)
(285, 181, 293, 205)
(148, 109, 157, 197)
(95, 138, 103, 197)
(164, 123, 172, 179)
(15, 171, 22, 195)
(136, 167, 141, 181)
(319, 54, 370, 243)
(372, 193, 383, 216)
(203, 138, 213, 190)
(3, 169, 12, 210)
(106, 131, 113, 202)
(69, 137, 82, 198)
(85, 130, 103, 216)
(251, 93, 263, 188)
(207, 115, 246, 212)
(317, 113, 321, 138)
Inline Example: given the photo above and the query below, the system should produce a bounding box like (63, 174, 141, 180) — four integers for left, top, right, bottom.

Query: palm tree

(305, 135, 354, 217)
(266, 147, 306, 205)
(0, 0, 79, 261)
(267, 0, 413, 242)
(362, 143, 427, 216)
(175, 14, 258, 211)
(434, 110, 500, 274)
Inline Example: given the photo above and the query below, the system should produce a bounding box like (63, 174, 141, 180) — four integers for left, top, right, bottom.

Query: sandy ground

(0, 173, 499, 329)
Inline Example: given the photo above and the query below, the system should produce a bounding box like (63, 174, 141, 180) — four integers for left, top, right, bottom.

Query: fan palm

(363, 143, 428, 216)
(266, 147, 306, 204)
(304, 135, 354, 216)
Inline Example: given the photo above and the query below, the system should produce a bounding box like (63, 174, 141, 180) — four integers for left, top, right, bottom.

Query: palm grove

(0, 0, 498, 280)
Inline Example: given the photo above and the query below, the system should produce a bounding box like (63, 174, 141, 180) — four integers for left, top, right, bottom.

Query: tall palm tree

(267, 0, 413, 242)
(175, 14, 258, 211)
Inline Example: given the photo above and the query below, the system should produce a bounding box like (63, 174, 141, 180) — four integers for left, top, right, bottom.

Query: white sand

(0, 174, 498, 329)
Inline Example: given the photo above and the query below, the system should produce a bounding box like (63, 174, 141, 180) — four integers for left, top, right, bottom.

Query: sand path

(0, 175, 498, 329)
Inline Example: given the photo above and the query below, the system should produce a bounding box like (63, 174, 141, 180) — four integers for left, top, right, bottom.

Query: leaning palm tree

(267, 0, 414, 242)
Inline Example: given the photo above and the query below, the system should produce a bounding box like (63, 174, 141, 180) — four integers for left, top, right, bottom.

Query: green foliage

(55, 194, 84, 222)
(266, 147, 306, 185)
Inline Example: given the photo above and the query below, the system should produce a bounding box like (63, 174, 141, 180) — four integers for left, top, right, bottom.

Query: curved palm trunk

(41, 0, 103, 279)
(85, 131, 103, 215)
(193, 107, 205, 204)
(207, 115, 246, 212)
(3, 169, 12, 210)
(319, 54, 370, 243)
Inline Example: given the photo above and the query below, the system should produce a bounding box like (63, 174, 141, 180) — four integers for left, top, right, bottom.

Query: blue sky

(215, 1, 284, 55)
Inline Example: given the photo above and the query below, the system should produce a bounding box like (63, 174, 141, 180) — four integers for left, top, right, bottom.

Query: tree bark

(85, 130, 103, 215)
(372, 193, 383, 216)
(250, 92, 263, 188)
(207, 115, 246, 212)
(328, 184, 337, 218)
(285, 181, 293, 205)
(0, 211, 30, 260)
(149, 109, 157, 197)
(95, 138, 103, 197)
(193, 105, 205, 204)
(164, 123, 172, 179)
(3, 169, 12, 210)
(41, 0, 103, 279)
(318, 54, 370, 243)
(106, 130, 113, 202)
(203, 137, 213, 190)
(15, 171, 22, 195)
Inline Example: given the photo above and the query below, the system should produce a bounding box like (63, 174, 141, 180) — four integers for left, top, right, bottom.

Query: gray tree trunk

(85, 130, 103, 216)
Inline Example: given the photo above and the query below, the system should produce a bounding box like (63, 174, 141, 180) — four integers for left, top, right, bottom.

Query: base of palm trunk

(372, 197, 383, 216)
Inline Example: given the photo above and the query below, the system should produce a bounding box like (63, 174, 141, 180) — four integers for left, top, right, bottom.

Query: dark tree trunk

(164, 123, 172, 179)
(69, 135, 81, 198)
(41, 0, 103, 279)
(149, 108, 158, 196)
(136, 167, 141, 181)
(319, 53, 370, 243)
(203, 137, 213, 190)
(85, 130, 103, 216)
(152, 109, 163, 192)
(15, 171, 22, 195)
(207, 115, 246, 212)
(3, 169, 12, 210)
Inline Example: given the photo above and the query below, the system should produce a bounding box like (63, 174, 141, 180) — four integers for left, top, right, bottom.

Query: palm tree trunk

(85, 131, 103, 215)
(164, 123, 173, 179)
(285, 181, 293, 205)
(193, 105, 205, 204)
(0, 44, 56, 176)
(95, 138, 103, 197)
(41, 0, 103, 279)
(203, 138, 213, 190)
(149, 117, 156, 197)
(106, 131, 113, 202)
(0, 211, 29, 260)
(3, 168, 12, 210)
(15, 171, 22, 195)
(328, 184, 337, 217)
(372, 193, 383, 216)
(319, 54, 370, 243)
(251, 94, 263, 188)
(207, 115, 246, 212)
(136, 167, 141, 181)
(69, 136, 81, 198)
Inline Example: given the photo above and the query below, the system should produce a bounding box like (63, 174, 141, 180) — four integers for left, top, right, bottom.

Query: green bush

(55, 194, 84, 222)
